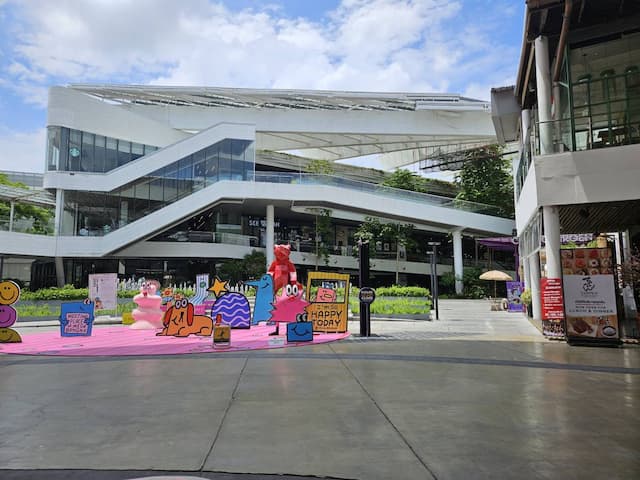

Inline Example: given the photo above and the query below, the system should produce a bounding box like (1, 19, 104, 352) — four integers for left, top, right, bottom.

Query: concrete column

(535, 36, 553, 155)
(9, 201, 15, 232)
(543, 206, 561, 278)
(622, 230, 632, 262)
(55, 257, 65, 288)
(54, 189, 64, 236)
(452, 230, 464, 295)
(528, 253, 542, 320)
(522, 253, 531, 290)
(521, 109, 531, 147)
(266, 204, 274, 270)
(54, 189, 65, 287)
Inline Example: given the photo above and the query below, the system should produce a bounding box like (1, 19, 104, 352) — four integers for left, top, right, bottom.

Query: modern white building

(492, 0, 640, 337)
(2, 85, 515, 290)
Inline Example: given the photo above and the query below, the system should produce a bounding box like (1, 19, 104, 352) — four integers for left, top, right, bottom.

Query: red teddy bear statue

(267, 244, 298, 295)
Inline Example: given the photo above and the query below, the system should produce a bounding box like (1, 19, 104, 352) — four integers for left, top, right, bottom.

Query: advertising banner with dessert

(561, 247, 620, 345)
(541, 278, 565, 337)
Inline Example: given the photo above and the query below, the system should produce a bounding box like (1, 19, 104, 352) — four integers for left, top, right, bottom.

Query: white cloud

(4, 0, 515, 94)
(0, 0, 522, 173)
(0, 127, 46, 173)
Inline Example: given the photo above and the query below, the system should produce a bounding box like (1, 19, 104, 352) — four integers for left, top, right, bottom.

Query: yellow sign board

(305, 272, 350, 333)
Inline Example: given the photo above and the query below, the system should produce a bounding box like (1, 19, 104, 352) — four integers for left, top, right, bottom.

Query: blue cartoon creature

(245, 274, 274, 325)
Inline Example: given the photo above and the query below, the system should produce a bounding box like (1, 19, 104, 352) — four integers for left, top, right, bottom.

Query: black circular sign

(359, 287, 376, 304)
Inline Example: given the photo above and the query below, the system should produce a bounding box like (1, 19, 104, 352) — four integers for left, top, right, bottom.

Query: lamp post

(428, 241, 441, 320)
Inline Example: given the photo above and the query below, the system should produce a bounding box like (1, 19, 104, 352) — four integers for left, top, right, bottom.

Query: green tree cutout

(455, 145, 514, 218)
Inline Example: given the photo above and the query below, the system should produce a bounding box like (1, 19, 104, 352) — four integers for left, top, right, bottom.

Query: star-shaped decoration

(208, 277, 229, 298)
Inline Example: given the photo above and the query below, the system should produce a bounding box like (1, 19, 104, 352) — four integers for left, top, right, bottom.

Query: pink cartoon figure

(267, 244, 297, 295)
(269, 282, 309, 336)
(130, 280, 164, 330)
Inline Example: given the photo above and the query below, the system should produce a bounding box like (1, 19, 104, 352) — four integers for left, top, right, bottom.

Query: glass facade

(61, 138, 255, 236)
(46, 126, 159, 173)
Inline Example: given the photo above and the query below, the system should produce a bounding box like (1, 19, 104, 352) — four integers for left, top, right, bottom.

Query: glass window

(117, 140, 131, 167)
(218, 140, 232, 180)
(193, 150, 206, 190)
(231, 140, 245, 180)
(163, 164, 178, 203)
(81, 131, 95, 172)
(132, 179, 151, 221)
(94, 135, 106, 173)
(47, 127, 61, 171)
(61, 191, 78, 235)
(205, 144, 218, 183)
(69, 130, 82, 171)
(177, 156, 193, 199)
(105, 137, 118, 171)
(144, 145, 158, 155)
(131, 143, 144, 161)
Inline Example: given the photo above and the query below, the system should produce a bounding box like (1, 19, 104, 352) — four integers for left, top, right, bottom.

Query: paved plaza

(1, 300, 639, 479)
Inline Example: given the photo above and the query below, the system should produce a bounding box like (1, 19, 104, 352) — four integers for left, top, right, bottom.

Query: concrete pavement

(1, 300, 639, 479)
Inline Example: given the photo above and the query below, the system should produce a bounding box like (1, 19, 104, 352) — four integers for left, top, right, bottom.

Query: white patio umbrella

(479, 270, 513, 299)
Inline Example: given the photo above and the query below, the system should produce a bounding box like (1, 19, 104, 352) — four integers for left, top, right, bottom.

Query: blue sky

(0, 0, 525, 173)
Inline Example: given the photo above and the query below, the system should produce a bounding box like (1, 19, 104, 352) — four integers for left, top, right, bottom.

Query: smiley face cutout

(0, 305, 17, 328)
(0, 281, 20, 305)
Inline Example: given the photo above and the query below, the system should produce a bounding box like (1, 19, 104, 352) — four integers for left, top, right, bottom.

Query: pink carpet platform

(0, 324, 350, 357)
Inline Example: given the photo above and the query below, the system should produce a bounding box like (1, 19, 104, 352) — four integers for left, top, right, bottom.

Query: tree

(355, 216, 415, 284)
(382, 169, 427, 192)
(305, 159, 335, 175)
(455, 145, 514, 218)
(310, 208, 332, 269)
(217, 250, 267, 284)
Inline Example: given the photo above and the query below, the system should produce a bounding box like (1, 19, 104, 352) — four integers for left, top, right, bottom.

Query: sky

(0, 0, 525, 174)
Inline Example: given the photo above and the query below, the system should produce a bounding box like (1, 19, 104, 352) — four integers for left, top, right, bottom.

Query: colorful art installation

(268, 244, 297, 294)
(157, 297, 213, 337)
(286, 314, 313, 342)
(213, 314, 231, 348)
(305, 272, 351, 333)
(270, 283, 309, 335)
(60, 300, 95, 337)
(208, 276, 251, 328)
(245, 274, 274, 324)
(130, 280, 164, 330)
(1, 325, 350, 356)
(0, 280, 22, 343)
(190, 273, 210, 305)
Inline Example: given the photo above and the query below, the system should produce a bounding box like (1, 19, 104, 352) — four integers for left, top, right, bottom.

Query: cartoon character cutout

(269, 282, 309, 335)
(268, 244, 297, 295)
(130, 280, 164, 330)
(245, 274, 274, 324)
(0, 280, 22, 343)
(157, 297, 213, 337)
(208, 276, 251, 328)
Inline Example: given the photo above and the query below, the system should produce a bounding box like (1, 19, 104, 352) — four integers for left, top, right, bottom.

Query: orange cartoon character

(157, 297, 213, 337)
(268, 244, 297, 295)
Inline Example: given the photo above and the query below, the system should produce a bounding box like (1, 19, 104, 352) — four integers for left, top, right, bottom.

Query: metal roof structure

(69, 84, 490, 112)
(0, 184, 56, 208)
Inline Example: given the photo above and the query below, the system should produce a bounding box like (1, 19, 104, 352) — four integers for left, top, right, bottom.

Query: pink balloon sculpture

(130, 281, 163, 330)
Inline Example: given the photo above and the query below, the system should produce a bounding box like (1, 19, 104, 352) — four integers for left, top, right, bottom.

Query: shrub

(16, 304, 57, 317)
(373, 285, 430, 297)
(20, 285, 89, 301)
(350, 297, 431, 315)
(520, 288, 532, 306)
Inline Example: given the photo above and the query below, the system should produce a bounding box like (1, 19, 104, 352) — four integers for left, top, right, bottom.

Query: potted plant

(521, 288, 533, 318)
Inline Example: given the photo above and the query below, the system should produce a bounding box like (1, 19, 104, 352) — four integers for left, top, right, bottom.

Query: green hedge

(20, 285, 195, 301)
(373, 285, 429, 297)
(350, 297, 431, 315)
